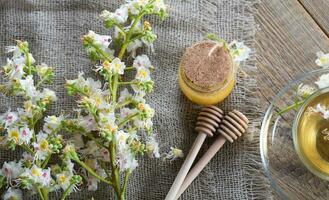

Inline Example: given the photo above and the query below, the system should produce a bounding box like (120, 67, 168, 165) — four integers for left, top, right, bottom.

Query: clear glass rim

(260, 68, 329, 199)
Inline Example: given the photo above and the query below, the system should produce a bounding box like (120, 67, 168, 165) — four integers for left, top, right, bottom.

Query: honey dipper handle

(175, 135, 227, 199)
(165, 133, 207, 200)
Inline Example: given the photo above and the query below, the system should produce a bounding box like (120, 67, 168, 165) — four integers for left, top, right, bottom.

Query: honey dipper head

(217, 110, 249, 143)
(195, 105, 224, 137)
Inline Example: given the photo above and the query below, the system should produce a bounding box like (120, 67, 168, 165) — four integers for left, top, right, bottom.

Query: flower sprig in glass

(62, 1, 167, 199)
(278, 51, 329, 115)
(0, 41, 82, 200)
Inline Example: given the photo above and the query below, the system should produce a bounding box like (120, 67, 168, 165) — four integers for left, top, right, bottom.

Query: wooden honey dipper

(175, 110, 249, 199)
(165, 105, 224, 200)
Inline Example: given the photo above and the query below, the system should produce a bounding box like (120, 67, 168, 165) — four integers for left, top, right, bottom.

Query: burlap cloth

(0, 0, 271, 199)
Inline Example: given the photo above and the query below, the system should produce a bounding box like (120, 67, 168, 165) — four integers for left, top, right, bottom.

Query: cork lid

(180, 41, 233, 88)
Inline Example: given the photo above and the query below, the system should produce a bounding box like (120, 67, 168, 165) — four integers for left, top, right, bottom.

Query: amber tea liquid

(295, 91, 329, 179)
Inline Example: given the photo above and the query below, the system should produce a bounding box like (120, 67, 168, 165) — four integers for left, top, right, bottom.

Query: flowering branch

(63, 1, 168, 199)
(0, 41, 81, 200)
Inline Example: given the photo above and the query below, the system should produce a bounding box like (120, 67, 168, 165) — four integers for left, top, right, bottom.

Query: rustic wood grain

(256, 0, 329, 198)
(256, 0, 329, 107)
(298, 0, 329, 37)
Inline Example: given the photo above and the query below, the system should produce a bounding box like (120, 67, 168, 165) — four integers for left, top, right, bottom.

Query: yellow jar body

(178, 66, 235, 105)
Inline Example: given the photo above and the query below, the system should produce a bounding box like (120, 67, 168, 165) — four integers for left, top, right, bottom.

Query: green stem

(36, 76, 47, 88)
(109, 142, 121, 197)
(92, 43, 112, 62)
(75, 159, 114, 186)
(118, 112, 140, 127)
(98, 159, 111, 178)
(85, 132, 106, 148)
(112, 74, 119, 102)
(41, 153, 51, 168)
(113, 23, 126, 34)
(118, 81, 136, 85)
(36, 187, 45, 200)
(21, 144, 34, 155)
(118, 11, 145, 59)
(41, 189, 49, 200)
(24, 51, 32, 75)
(277, 100, 305, 115)
(60, 182, 74, 200)
(116, 99, 133, 109)
(120, 170, 130, 199)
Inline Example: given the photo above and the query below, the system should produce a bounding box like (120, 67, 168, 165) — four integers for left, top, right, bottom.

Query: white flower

(3, 57, 25, 79)
(98, 112, 118, 133)
(164, 147, 184, 161)
(1, 111, 18, 128)
(229, 40, 251, 63)
(109, 58, 126, 74)
(133, 54, 153, 69)
(116, 147, 138, 172)
(138, 103, 155, 118)
(113, 6, 129, 24)
(146, 134, 160, 158)
(39, 168, 52, 187)
(81, 141, 100, 156)
(87, 30, 112, 51)
(36, 63, 51, 77)
(69, 134, 85, 150)
(309, 104, 329, 119)
(22, 165, 52, 187)
(78, 115, 97, 132)
(0, 161, 23, 181)
(115, 130, 129, 147)
(133, 118, 153, 130)
(5, 45, 21, 57)
(87, 176, 99, 191)
(27, 53, 36, 65)
(64, 158, 75, 174)
(127, 39, 143, 57)
(315, 73, 329, 89)
(297, 84, 315, 98)
(7, 127, 20, 144)
(40, 88, 57, 102)
(119, 107, 136, 120)
(315, 51, 329, 68)
(86, 77, 102, 92)
(2, 187, 23, 200)
(135, 67, 151, 82)
(19, 126, 33, 144)
(22, 152, 34, 163)
(100, 6, 128, 24)
(153, 0, 166, 13)
(99, 10, 111, 21)
(118, 88, 133, 103)
(56, 171, 72, 191)
(88, 91, 109, 110)
(33, 132, 50, 160)
(20, 75, 37, 98)
(43, 115, 64, 134)
(99, 148, 111, 162)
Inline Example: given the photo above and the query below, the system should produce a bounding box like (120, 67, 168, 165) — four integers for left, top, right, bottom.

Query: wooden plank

(256, 0, 329, 107)
(298, 0, 329, 37)
(256, 0, 329, 198)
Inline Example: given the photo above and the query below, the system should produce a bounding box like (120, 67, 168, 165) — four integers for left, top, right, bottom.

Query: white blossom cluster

(0, 41, 81, 200)
(61, 0, 177, 197)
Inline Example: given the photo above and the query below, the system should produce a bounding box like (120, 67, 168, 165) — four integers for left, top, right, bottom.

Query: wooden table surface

(256, 0, 329, 107)
(256, 0, 329, 198)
